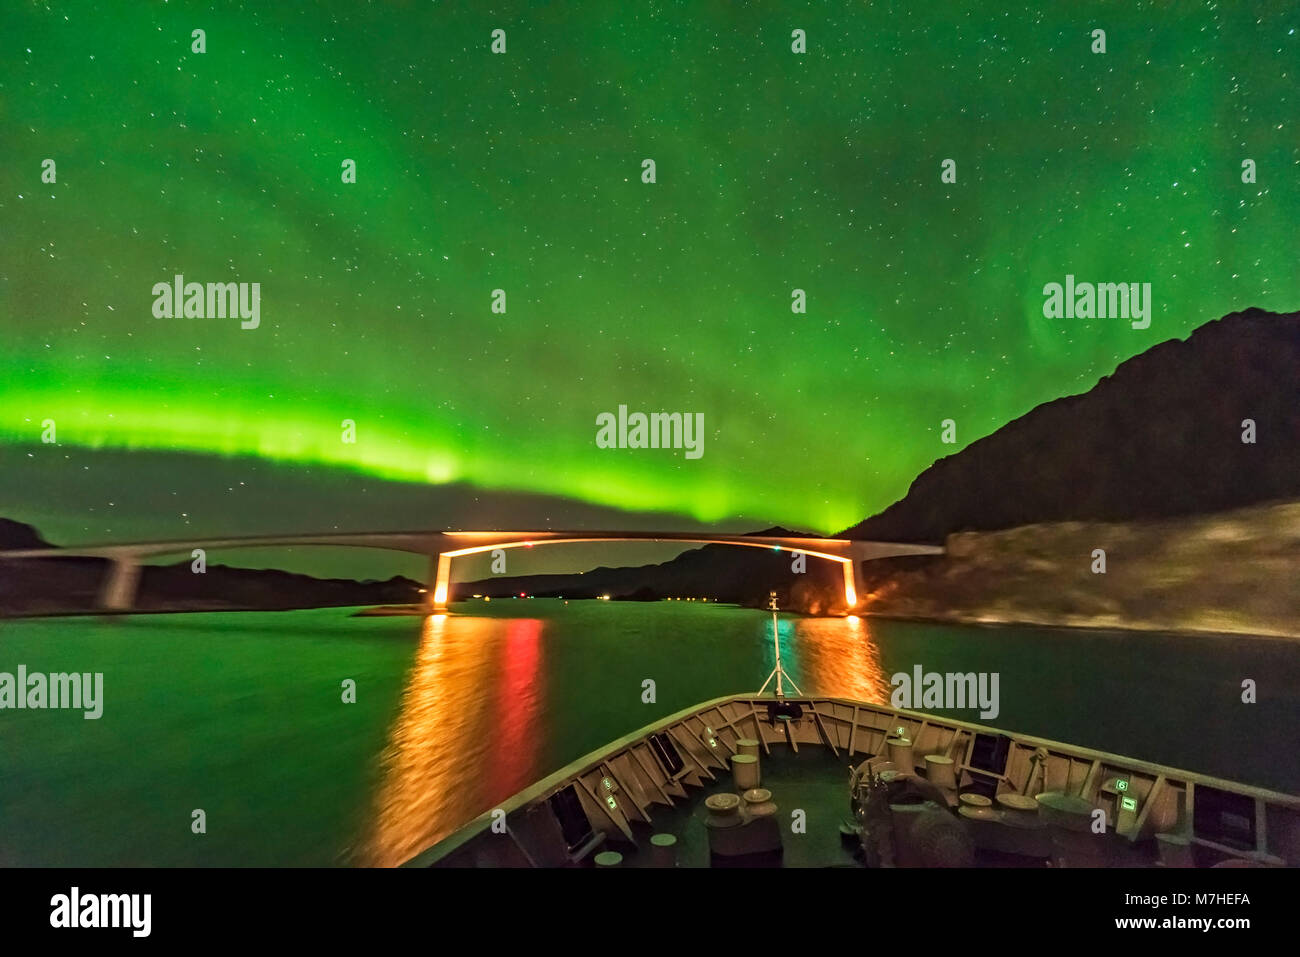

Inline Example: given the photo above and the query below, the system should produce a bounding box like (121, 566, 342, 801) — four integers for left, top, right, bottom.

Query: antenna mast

(757, 591, 801, 697)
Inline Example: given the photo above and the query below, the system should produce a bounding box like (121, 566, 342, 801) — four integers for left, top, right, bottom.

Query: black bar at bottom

(0, 865, 1282, 944)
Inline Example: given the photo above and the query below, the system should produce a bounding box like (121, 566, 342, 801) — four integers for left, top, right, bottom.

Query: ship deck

(607, 745, 1156, 868)
(619, 745, 860, 868)
(410, 694, 1300, 869)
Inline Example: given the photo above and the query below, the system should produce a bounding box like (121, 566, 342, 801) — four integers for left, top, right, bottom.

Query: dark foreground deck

(409, 694, 1300, 868)
(595, 746, 1164, 868)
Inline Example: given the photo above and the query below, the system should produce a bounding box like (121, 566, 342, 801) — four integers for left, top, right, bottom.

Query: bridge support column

(99, 558, 142, 612)
(426, 553, 452, 614)
(842, 560, 863, 611)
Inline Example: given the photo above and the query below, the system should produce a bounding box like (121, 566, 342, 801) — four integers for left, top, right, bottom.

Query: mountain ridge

(840, 308, 1300, 541)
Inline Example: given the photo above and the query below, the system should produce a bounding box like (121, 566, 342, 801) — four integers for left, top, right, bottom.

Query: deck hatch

(649, 732, 685, 776)
(1194, 786, 1256, 851)
(969, 732, 1011, 775)
(961, 732, 1012, 798)
(548, 784, 595, 851)
(766, 701, 803, 723)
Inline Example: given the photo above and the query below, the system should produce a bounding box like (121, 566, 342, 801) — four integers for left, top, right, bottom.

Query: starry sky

(2, 2, 1298, 556)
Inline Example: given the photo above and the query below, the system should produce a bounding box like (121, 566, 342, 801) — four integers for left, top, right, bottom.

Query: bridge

(0, 530, 944, 613)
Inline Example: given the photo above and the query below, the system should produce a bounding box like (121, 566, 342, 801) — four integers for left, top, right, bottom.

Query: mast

(757, 590, 801, 697)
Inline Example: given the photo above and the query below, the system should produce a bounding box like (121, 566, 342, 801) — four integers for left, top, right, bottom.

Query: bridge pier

(99, 557, 142, 612)
(842, 560, 863, 610)
(425, 553, 452, 614)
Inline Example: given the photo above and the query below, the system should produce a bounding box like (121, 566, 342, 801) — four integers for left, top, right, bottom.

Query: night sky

(2, 2, 1298, 559)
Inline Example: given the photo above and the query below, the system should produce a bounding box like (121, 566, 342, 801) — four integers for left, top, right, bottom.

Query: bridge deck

(0, 530, 945, 613)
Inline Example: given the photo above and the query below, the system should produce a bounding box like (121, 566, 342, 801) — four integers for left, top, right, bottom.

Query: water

(1, 601, 1296, 866)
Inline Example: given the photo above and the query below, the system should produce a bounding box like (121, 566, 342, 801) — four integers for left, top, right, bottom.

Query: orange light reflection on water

(793, 615, 893, 704)
(361, 614, 546, 867)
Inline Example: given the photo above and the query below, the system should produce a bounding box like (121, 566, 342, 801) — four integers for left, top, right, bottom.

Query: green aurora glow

(2, 2, 1298, 533)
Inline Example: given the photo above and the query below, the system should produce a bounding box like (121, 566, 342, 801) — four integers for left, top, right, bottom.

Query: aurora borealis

(2, 2, 1298, 541)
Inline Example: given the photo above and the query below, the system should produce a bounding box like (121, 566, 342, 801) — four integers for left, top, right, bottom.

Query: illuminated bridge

(0, 530, 945, 613)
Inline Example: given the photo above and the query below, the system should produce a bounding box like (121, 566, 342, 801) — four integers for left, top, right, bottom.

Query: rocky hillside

(857, 500, 1300, 639)
(842, 309, 1300, 542)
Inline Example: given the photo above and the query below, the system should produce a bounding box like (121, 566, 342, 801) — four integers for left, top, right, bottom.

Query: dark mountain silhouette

(841, 308, 1300, 541)
(458, 541, 843, 612)
(0, 518, 51, 550)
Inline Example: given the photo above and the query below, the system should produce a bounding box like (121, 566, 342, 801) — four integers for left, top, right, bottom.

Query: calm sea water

(1, 601, 1296, 866)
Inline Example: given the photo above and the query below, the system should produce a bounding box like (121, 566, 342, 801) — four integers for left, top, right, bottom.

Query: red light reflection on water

(486, 618, 544, 798)
(362, 614, 546, 867)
